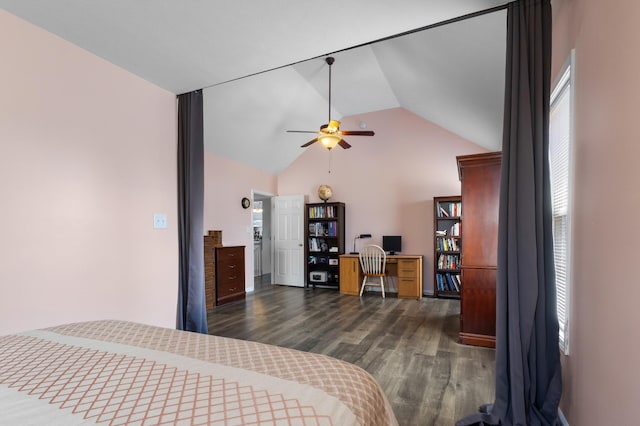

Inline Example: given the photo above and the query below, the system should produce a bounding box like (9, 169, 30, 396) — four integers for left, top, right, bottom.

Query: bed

(0, 320, 398, 425)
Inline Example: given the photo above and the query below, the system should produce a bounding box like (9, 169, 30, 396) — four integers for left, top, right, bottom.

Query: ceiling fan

(287, 56, 375, 150)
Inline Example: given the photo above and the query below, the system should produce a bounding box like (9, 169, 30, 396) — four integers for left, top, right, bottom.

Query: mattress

(0, 320, 398, 425)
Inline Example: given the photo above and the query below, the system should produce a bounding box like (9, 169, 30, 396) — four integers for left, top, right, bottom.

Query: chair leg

(380, 276, 385, 298)
(359, 277, 367, 297)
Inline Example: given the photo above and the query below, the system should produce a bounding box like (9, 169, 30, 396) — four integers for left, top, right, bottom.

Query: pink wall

(552, 1, 640, 424)
(0, 11, 178, 335)
(203, 152, 277, 291)
(278, 107, 487, 293)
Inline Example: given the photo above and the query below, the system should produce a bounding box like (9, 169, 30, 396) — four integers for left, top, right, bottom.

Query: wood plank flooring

(207, 277, 495, 426)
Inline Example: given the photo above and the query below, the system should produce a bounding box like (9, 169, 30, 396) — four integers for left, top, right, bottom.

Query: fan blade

(340, 130, 375, 136)
(338, 139, 351, 149)
(301, 138, 318, 148)
(287, 130, 319, 134)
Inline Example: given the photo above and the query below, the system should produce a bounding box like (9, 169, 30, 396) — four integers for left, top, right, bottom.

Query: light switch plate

(153, 213, 167, 229)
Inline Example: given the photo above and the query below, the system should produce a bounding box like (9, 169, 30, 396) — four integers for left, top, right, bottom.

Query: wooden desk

(339, 254, 423, 299)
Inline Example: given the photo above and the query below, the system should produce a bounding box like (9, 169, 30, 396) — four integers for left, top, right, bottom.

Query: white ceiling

(0, 0, 514, 174)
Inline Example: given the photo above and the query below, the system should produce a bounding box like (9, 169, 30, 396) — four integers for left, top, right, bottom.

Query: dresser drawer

(217, 259, 242, 277)
(216, 246, 243, 263)
(217, 276, 243, 297)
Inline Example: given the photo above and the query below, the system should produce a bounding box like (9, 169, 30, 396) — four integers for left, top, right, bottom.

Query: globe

(318, 184, 333, 201)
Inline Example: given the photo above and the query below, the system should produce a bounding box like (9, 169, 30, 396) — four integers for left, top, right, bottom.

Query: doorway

(252, 191, 273, 282)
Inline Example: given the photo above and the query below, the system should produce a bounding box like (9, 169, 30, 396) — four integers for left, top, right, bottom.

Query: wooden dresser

(214, 245, 245, 306)
(457, 152, 501, 348)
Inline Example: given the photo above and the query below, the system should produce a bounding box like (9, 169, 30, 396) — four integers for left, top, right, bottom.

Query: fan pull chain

(328, 149, 332, 174)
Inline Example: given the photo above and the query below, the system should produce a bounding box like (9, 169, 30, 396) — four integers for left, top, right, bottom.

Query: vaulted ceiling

(0, 0, 515, 173)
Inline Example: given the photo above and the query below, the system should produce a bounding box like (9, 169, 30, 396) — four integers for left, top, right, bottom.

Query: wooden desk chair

(358, 244, 387, 298)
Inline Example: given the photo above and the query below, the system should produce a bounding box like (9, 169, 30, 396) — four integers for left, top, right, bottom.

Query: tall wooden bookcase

(305, 202, 345, 289)
(457, 151, 501, 348)
(433, 196, 462, 299)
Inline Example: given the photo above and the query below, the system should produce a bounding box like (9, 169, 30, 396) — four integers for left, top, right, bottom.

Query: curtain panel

(177, 90, 208, 334)
(457, 0, 562, 424)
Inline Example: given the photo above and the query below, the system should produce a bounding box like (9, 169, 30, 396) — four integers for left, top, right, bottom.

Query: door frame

(251, 190, 275, 282)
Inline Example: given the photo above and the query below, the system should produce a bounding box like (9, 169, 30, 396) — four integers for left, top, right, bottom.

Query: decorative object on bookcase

(433, 196, 462, 299)
(318, 184, 333, 201)
(305, 202, 345, 289)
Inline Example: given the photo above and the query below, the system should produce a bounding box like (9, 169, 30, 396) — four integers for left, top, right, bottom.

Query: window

(549, 52, 574, 354)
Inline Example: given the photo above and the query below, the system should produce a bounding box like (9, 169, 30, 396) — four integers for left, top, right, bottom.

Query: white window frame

(549, 50, 575, 355)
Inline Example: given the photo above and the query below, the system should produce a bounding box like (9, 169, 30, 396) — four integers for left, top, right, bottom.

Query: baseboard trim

(559, 409, 569, 426)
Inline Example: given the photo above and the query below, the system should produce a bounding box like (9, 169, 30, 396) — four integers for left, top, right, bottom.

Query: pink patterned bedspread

(0, 320, 398, 425)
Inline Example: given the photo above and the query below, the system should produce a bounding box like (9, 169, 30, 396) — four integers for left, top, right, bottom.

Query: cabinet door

(460, 162, 500, 267)
(459, 268, 496, 347)
(339, 257, 361, 295)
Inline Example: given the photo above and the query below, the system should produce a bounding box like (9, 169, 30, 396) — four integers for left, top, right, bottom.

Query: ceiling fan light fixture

(319, 133, 341, 149)
(327, 120, 341, 133)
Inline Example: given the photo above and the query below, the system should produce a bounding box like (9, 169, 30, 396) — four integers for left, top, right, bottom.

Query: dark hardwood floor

(207, 276, 495, 426)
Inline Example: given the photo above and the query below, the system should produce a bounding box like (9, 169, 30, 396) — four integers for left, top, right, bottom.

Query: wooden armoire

(457, 152, 501, 348)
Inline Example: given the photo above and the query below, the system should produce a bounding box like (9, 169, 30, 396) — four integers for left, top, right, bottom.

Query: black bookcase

(305, 202, 345, 289)
(434, 196, 462, 298)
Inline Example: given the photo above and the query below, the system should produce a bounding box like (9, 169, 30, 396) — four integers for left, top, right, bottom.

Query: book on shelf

(436, 237, 459, 252)
(437, 201, 462, 218)
(444, 273, 459, 291)
(436, 272, 461, 292)
(437, 253, 460, 270)
(308, 222, 338, 237)
(308, 237, 329, 252)
(308, 204, 337, 219)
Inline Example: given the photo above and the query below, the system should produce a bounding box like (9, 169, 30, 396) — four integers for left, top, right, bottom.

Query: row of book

(437, 202, 462, 218)
(437, 253, 460, 270)
(436, 272, 461, 292)
(308, 221, 338, 237)
(308, 205, 339, 218)
(436, 237, 459, 252)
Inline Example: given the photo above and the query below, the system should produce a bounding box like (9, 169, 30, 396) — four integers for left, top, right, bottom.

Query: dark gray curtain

(457, 0, 562, 425)
(177, 90, 208, 334)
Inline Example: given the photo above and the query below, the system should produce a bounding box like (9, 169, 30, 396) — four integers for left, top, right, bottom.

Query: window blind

(549, 64, 572, 353)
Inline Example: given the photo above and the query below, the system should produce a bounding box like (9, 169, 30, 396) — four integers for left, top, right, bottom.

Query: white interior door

(272, 194, 305, 287)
